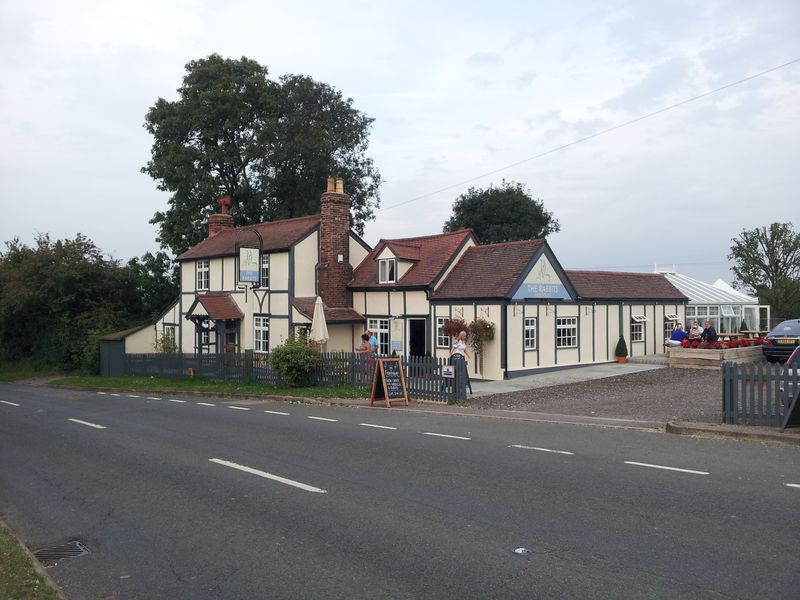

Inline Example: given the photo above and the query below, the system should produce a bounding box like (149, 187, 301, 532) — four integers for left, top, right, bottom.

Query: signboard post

(369, 358, 410, 407)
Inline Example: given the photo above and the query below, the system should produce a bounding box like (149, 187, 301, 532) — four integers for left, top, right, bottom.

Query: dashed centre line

(97, 392, 106, 395)
(624, 461, 709, 475)
(146, 397, 161, 400)
(127, 394, 140, 398)
(360, 423, 397, 430)
(228, 406, 250, 411)
(209, 458, 326, 494)
(1, 400, 20, 407)
(308, 416, 338, 422)
(68, 418, 107, 430)
(167, 399, 187, 404)
(110, 393, 121, 397)
(786, 483, 800, 489)
(511, 444, 574, 455)
(264, 410, 290, 416)
(422, 432, 471, 440)
(197, 402, 216, 407)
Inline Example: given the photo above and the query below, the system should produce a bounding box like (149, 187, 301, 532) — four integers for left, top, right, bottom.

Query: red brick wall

(208, 213, 234, 237)
(318, 191, 352, 307)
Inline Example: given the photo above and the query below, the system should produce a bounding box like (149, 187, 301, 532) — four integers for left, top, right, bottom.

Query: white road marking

(308, 416, 338, 422)
(360, 423, 397, 430)
(167, 398, 187, 403)
(127, 394, 140, 398)
(510, 444, 574, 455)
(197, 402, 216, 407)
(264, 410, 290, 416)
(68, 418, 107, 430)
(146, 397, 161, 400)
(228, 406, 250, 411)
(110, 393, 121, 397)
(0, 400, 20, 407)
(209, 458, 326, 494)
(786, 483, 800, 489)
(97, 392, 106, 395)
(422, 432, 471, 440)
(624, 461, 709, 475)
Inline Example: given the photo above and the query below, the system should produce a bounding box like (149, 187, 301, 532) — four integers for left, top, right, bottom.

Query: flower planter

(616, 356, 627, 364)
(667, 345, 763, 370)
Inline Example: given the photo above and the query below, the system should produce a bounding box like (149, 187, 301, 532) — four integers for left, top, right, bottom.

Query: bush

(269, 336, 322, 386)
(614, 336, 628, 357)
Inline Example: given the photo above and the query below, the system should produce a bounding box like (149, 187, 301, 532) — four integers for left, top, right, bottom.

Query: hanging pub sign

(239, 247, 260, 284)
(369, 358, 410, 407)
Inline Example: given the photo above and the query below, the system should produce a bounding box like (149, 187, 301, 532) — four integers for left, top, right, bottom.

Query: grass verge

(0, 522, 62, 600)
(49, 375, 366, 399)
(0, 363, 51, 382)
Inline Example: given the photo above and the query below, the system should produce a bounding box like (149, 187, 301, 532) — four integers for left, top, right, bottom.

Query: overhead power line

(379, 57, 800, 213)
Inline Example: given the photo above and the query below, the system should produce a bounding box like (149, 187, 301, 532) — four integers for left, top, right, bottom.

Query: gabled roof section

(433, 239, 546, 299)
(177, 214, 321, 261)
(663, 272, 758, 304)
(292, 297, 365, 324)
(566, 271, 687, 300)
(350, 229, 475, 289)
(186, 293, 244, 321)
(385, 241, 421, 261)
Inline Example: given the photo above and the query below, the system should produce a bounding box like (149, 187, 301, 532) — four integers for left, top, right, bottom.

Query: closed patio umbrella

(309, 296, 329, 346)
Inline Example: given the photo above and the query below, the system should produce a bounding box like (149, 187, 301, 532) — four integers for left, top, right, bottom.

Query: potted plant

(615, 336, 628, 364)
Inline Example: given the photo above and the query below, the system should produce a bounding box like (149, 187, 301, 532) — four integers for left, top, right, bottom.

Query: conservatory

(660, 272, 770, 335)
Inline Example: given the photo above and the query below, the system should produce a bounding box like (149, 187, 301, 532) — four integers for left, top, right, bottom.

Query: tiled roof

(385, 241, 421, 261)
(566, 271, 687, 300)
(189, 293, 244, 320)
(292, 297, 365, 324)
(350, 229, 474, 289)
(177, 214, 320, 261)
(433, 239, 545, 299)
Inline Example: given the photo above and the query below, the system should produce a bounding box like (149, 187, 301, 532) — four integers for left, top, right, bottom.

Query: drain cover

(34, 540, 88, 563)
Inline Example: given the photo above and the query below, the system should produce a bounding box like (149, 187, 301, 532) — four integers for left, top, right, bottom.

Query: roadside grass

(0, 522, 62, 600)
(0, 362, 62, 382)
(49, 375, 366, 399)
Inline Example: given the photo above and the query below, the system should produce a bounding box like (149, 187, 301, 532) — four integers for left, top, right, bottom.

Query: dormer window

(379, 258, 396, 284)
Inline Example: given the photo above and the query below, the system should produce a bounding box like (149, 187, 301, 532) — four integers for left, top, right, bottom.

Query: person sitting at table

(665, 323, 689, 347)
(689, 321, 703, 339)
(701, 321, 718, 345)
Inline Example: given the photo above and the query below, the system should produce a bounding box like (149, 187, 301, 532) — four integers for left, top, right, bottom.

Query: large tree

(143, 54, 381, 255)
(728, 222, 800, 320)
(443, 180, 560, 244)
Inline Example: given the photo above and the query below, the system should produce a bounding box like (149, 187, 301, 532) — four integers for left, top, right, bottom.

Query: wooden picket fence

(721, 361, 799, 426)
(120, 352, 464, 402)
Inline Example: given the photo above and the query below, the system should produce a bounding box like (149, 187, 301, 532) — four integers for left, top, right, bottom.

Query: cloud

(466, 51, 503, 67)
(604, 57, 695, 113)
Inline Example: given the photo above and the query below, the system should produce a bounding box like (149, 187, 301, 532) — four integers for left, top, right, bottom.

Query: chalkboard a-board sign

(369, 358, 410, 407)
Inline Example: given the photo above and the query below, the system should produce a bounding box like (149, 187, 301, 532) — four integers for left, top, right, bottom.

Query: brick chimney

(318, 177, 352, 307)
(208, 195, 234, 237)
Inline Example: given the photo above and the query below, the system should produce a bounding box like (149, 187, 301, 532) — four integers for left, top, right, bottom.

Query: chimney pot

(335, 177, 344, 194)
(327, 176, 335, 192)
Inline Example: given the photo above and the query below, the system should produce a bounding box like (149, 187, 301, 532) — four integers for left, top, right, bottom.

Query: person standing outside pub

(449, 330, 473, 395)
(366, 329, 379, 355)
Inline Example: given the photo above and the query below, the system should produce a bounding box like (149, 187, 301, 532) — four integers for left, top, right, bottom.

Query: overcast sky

(2, 0, 798, 284)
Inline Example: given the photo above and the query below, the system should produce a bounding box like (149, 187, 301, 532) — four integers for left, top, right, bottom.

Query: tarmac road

(1, 383, 799, 599)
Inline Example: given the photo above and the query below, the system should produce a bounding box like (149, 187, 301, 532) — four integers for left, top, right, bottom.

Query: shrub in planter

(614, 336, 628, 361)
(269, 336, 322, 386)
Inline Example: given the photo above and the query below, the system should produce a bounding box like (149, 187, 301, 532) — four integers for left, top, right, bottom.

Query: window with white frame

(378, 259, 396, 284)
(260, 254, 269, 288)
(163, 325, 176, 345)
(524, 317, 537, 350)
(631, 314, 647, 343)
(367, 318, 390, 355)
(556, 317, 578, 348)
(196, 259, 209, 290)
(436, 317, 450, 348)
(664, 318, 677, 340)
(254, 316, 269, 353)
